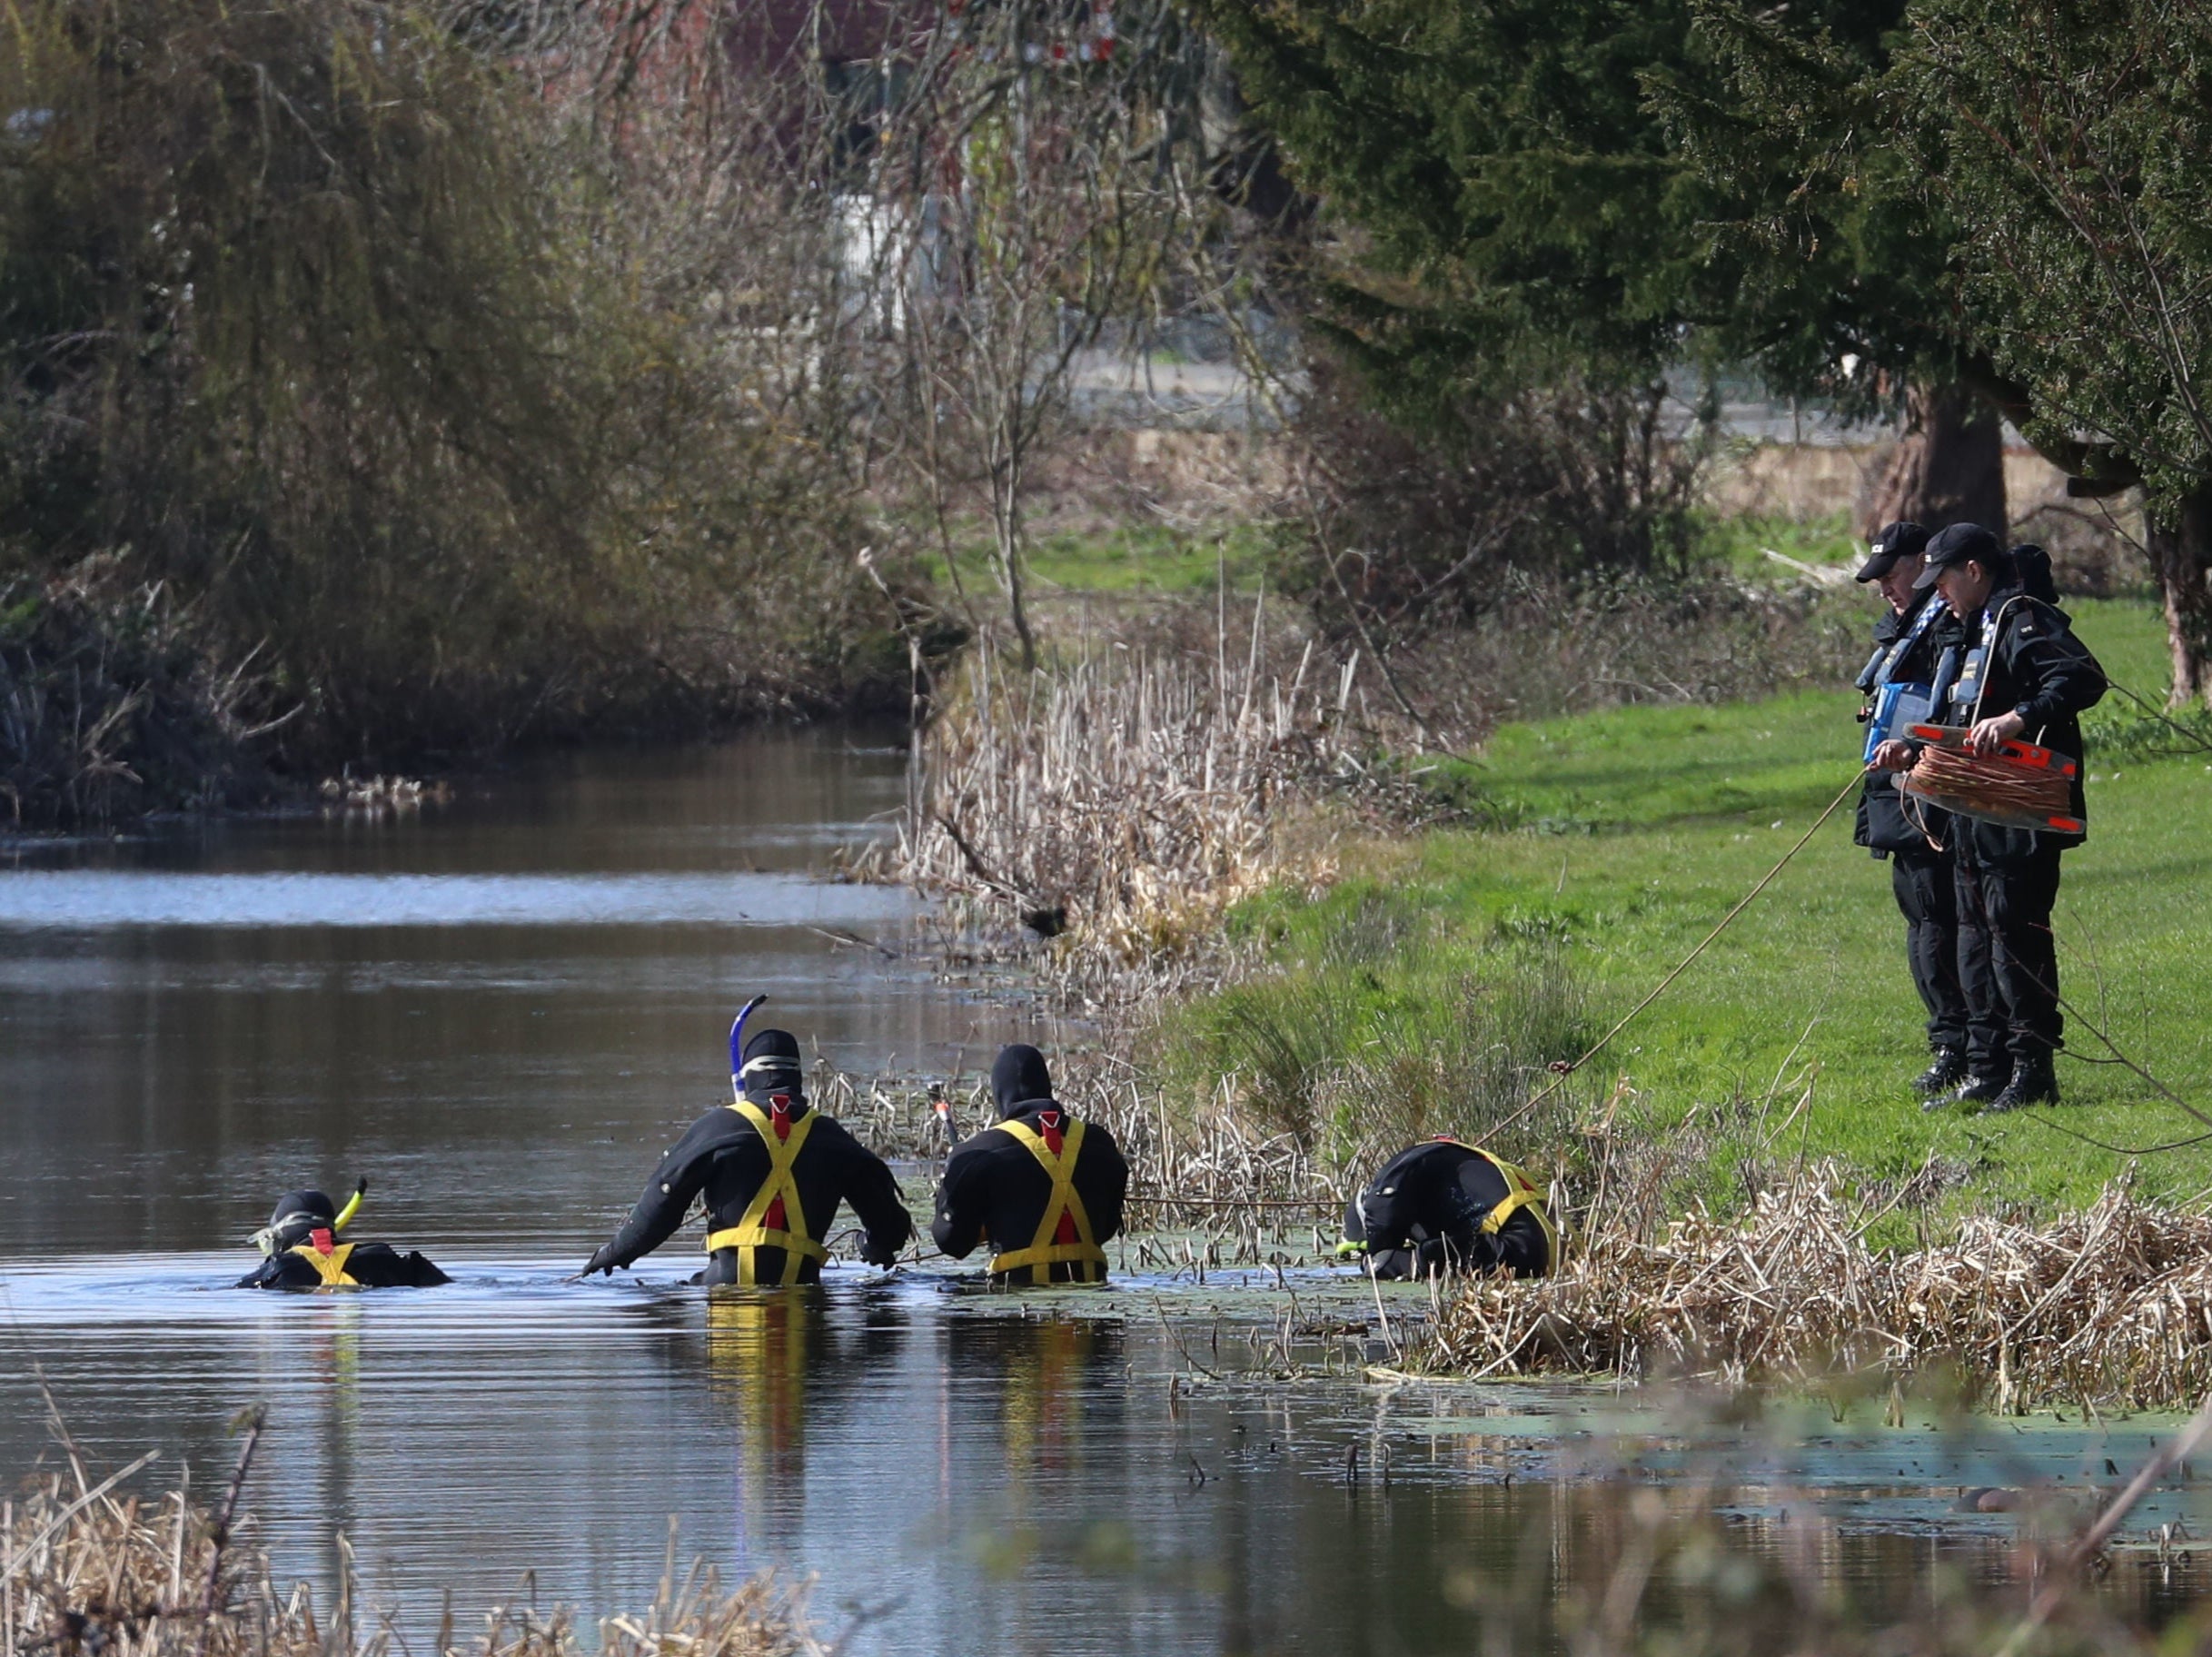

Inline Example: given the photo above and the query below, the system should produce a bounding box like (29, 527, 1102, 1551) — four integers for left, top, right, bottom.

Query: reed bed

(808, 1054, 1344, 1261)
(895, 604, 1441, 1006)
(2, 1444, 818, 1657)
(1428, 1168, 2212, 1410)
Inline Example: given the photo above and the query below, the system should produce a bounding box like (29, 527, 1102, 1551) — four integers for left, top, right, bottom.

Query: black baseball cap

(1912, 522, 2002, 589)
(1855, 521, 1930, 582)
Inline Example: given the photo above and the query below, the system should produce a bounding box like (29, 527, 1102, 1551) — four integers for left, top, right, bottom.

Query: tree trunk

(1860, 382, 2009, 537)
(992, 462, 1039, 675)
(2146, 485, 2212, 709)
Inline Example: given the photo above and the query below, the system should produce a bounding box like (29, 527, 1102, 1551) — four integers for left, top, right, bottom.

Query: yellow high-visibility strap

(1437, 1140, 1561, 1265)
(704, 1102, 828, 1286)
(987, 1117, 1107, 1285)
(287, 1241, 358, 1288)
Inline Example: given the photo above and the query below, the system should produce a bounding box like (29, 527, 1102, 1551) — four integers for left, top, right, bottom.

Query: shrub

(0, 0, 915, 818)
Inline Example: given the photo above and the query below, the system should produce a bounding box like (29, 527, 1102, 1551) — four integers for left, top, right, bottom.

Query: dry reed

(895, 601, 1440, 1005)
(1429, 1166, 2212, 1411)
(808, 1053, 1344, 1263)
(2, 1451, 818, 1657)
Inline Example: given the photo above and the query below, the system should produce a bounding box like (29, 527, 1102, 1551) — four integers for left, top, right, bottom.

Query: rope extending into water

(1485, 767, 1870, 1140)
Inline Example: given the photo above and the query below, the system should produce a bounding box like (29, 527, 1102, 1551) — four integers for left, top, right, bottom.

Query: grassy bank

(1167, 597, 2212, 1228)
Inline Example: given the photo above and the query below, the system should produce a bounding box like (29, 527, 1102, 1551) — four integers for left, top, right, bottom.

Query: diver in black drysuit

(236, 1188, 450, 1289)
(932, 1046, 1128, 1285)
(1338, 1140, 1554, 1280)
(581, 1028, 913, 1285)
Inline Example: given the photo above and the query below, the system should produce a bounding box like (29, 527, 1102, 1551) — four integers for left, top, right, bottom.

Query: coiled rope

(1904, 742, 2074, 826)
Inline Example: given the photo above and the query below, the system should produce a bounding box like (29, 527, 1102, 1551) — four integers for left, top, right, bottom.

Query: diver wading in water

(1337, 1140, 1556, 1280)
(236, 1183, 450, 1289)
(582, 1020, 913, 1285)
(932, 1045, 1128, 1285)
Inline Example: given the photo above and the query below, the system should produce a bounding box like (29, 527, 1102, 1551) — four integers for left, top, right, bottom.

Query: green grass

(1171, 596, 2212, 1231)
(921, 521, 1275, 600)
(1691, 510, 1861, 580)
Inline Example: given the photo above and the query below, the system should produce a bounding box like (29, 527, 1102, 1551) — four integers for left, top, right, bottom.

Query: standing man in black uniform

(1334, 1138, 1555, 1279)
(932, 1045, 1128, 1285)
(1875, 525, 2107, 1112)
(581, 1028, 913, 1285)
(1852, 521, 1970, 1096)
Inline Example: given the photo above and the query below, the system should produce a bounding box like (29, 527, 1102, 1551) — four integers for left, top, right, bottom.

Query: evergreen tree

(1893, 0, 2212, 705)
(1188, 0, 2008, 530)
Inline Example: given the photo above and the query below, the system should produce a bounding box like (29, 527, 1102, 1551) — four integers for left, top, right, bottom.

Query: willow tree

(0, 0, 891, 768)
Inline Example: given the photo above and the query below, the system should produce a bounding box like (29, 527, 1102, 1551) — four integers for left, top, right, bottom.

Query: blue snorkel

(729, 994, 768, 1103)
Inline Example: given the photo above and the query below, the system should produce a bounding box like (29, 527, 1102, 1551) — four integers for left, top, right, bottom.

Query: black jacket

(1855, 591, 1957, 858)
(237, 1241, 450, 1289)
(931, 1100, 1128, 1280)
(600, 1098, 913, 1284)
(1946, 587, 2107, 854)
(1341, 1141, 1552, 1279)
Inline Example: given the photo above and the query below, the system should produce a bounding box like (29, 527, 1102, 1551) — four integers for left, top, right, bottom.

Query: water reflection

(0, 731, 1043, 1258)
(1, 1264, 2207, 1655)
(5, 733, 2208, 1654)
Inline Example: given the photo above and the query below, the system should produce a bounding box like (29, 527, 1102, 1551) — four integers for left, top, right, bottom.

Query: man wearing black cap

(1872, 523, 2107, 1112)
(1852, 521, 1969, 1096)
(931, 1045, 1128, 1285)
(581, 1028, 914, 1285)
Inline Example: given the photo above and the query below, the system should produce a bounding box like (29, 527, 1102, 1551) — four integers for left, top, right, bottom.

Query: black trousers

(1953, 836, 2065, 1077)
(1890, 848, 1968, 1052)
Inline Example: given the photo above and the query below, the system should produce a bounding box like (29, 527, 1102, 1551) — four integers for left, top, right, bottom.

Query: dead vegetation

(892, 603, 1445, 1006)
(2, 1424, 819, 1657)
(1428, 1167, 2212, 1411)
(809, 1054, 1342, 1256)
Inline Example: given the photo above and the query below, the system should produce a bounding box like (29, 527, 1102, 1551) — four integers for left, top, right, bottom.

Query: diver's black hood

(991, 1044, 1054, 1117)
(739, 1027, 805, 1103)
(265, 1189, 336, 1251)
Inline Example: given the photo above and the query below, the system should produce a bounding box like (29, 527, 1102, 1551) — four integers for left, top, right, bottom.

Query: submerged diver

(932, 1045, 1128, 1285)
(1337, 1139, 1556, 1280)
(581, 1027, 913, 1285)
(236, 1184, 450, 1289)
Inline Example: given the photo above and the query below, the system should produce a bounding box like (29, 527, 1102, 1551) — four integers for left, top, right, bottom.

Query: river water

(2, 733, 2205, 1652)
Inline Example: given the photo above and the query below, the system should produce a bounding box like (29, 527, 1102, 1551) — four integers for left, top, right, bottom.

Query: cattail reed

(1427, 1166, 2212, 1411)
(895, 604, 1413, 1004)
(2, 1460, 817, 1657)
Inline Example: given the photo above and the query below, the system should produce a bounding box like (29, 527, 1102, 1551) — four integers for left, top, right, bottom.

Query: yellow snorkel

(332, 1178, 367, 1233)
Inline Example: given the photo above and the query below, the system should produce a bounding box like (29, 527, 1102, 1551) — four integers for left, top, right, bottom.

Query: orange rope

(1906, 744, 2073, 825)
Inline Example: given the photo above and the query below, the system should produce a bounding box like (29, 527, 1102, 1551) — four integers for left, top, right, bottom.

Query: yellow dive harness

(1334, 1142, 1560, 1267)
(988, 1116, 1108, 1285)
(286, 1240, 358, 1287)
(705, 1101, 828, 1286)
(1437, 1140, 1560, 1265)
(261, 1180, 368, 1288)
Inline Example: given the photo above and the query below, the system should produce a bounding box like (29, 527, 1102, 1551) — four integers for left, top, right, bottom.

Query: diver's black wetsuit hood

(739, 1027, 805, 1105)
(991, 1045, 1054, 1117)
(265, 1190, 337, 1252)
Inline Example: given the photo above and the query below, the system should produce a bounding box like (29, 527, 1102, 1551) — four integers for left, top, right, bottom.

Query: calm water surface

(2, 733, 2205, 1652)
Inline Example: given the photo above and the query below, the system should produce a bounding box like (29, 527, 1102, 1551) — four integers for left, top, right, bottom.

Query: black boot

(1985, 1051, 2060, 1114)
(1912, 1048, 1969, 1096)
(1926, 1070, 2006, 1114)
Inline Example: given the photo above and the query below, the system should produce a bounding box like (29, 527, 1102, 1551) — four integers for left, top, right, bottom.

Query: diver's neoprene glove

(582, 1243, 623, 1276)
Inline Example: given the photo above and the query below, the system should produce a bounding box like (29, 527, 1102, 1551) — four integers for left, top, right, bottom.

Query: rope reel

(1900, 722, 2081, 833)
